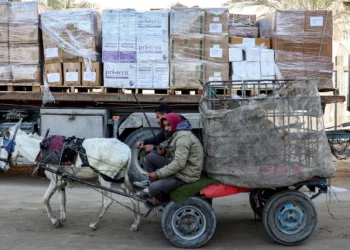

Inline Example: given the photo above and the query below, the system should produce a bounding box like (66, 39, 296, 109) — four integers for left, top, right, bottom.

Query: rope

(328, 138, 350, 160)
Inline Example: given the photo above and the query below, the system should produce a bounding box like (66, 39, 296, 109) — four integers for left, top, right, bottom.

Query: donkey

(0, 122, 142, 232)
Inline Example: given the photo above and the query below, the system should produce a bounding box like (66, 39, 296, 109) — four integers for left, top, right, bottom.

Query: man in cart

(136, 113, 203, 208)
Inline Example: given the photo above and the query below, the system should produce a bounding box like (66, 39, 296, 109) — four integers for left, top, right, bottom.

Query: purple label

(103, 51, 119, 63)
(105, 69, 129, 79)
(120, 52, 136, 63)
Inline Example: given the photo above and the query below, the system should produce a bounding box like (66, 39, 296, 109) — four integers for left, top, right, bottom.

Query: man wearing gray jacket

(145, 113, 204, 208)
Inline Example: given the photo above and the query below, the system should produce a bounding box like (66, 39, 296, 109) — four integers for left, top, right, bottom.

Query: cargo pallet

(0, 83, 41, 92)
(41, 86, 104, 93)
(104, 88, 169, 95)
(169, 87, 203, 95)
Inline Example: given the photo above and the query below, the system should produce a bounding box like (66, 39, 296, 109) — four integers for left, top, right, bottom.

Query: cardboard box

(119, 36, 136, 63)
(276, 62, 306, 80)
(0, 66, 12, 82)
(246, 61, 261, 80)
(170, 35, 204, 61)
(137, 63, 153, 88)
(0, 24, 8, 43)
(12, 64, 41, 83)
(304, 37, 332, 62)
(204, 62, 229, 84)
(228, 26, 258, 38)
(170, 61, 204, 88)
(44, 63, 62, 86)
(103, 63, 137, 88)
(170, 8, 205, 35)
(136, 10, 169, 37)
(9, 43, 40, 65)
(229, 37, 271, 49)
(204, 35, 229, 63)
(231, 61, 246, 78)
(272, 36, 304, 62)
(305, 62, 333, 89)
(0, 43, 9, 65)
(9, 2, 38, 21)
(275, 10, 305, 36)
(304, 10, 332, 37)
(229, 47, 243, 62)
(0, 2, 9, 22)
(102, 10, 120, 37)
(229, 14, 256, 26)
(136, 36, 169, 62)
(63, 62, 81, 86)
(43, 42, 63, 64)
(261, 49, 275, 62)
(9, 21, 39, 43)
(119, 9, 136, 36)
(102, 36, 119, 63)
(153, 62, 169, 88)
(261, 61, 275, 76)
(246, 48, 261, 62)
(82, 62, 102, 86)
(204, 8, 229, 35)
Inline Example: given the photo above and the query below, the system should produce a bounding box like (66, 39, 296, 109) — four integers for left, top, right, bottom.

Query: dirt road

(0, 175, 350, 250)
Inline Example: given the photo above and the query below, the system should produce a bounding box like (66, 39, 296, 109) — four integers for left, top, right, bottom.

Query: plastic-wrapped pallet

(102, 9, 169, 89)
(200, 79, 335, 188)
(259, 10, 333, 90)
(229, 14, 258, 38)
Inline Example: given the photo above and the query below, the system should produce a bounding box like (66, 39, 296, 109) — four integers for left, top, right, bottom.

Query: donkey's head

(0, 120, 22, 171)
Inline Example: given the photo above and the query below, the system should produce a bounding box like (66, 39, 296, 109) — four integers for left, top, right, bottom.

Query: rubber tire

(249, 189, 275, 219)
(123, 128, 162, 183)
(162, 197, 216, 248)
(262, 190, 317, 246)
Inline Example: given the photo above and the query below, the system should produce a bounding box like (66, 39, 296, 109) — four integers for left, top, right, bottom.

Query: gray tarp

(200, 79, 335, 188)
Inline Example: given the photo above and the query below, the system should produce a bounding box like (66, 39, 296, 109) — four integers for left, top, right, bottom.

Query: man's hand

(157, 145, 166, 155)
(136, 141, 144, 149)
(148, 172, 158, 181)
(143, 144, 154, 152)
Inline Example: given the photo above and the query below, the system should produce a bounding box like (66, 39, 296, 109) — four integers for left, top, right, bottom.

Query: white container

(232, 61, 247, 78)
(153, 63, 169, 88)
(137, 63, 153, 88)
(136, 36, 169, 62)
(229, 47, 243, 62)
(261, 61, 275, 76)
(246, 47, 261, 62)
(103, 63, 137, 88)
(119, 9, 136, 36)
(246, 61, 261, 79)
(261, 49, 275, 62)
(102, 10, 120, 36)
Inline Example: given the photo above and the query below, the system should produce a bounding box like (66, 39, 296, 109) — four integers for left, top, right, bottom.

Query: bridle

(0, 126, 19, 164)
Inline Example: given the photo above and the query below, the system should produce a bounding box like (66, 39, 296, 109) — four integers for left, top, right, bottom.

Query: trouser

(148, 177, 185, 202)
(145, 153, 171, 173)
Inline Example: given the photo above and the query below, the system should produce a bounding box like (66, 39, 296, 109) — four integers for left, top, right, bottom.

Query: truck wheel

(262, 190, 317, 246)
(162, 197, 216, 248)
(123, 128, 162, 183)
(249, 189, 275, 219)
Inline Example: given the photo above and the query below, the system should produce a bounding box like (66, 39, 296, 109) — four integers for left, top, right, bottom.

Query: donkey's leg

(43, 177, 62, 227)
(129, 191, 140, 232)
(89, 177, 113, 231)
(57, 181, 67, 222)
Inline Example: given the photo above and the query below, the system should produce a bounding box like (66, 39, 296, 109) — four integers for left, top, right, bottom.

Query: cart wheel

(262, 190, 317, 246)
(249, 189, 275, 219)
(162, 197, 216, 248)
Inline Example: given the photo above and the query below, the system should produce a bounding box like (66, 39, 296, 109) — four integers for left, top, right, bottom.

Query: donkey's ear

(1, 128, 10, 139)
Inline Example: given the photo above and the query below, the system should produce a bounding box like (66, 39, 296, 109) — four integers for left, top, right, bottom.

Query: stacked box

(102, 9, 169, 88)
(0, 2, 42, 84)
(41, 9, 99, 86)
(170, 7, 229, 88)
(259, 10, 333, 89)
(229, 14, 258, 38)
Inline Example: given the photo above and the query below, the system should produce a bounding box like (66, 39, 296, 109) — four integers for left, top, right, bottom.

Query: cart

(40, 79, 332, 248)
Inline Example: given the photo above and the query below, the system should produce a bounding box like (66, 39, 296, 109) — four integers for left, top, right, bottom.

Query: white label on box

(66, 72, 79, 82)
(210, 48, 223, 58)
(47, 73, 60, 83)
(242, 38, 255, 47)
(84, 72, 96, 82)
(45, 48, 58, 58)
(213, 17, 220, 22)
(310, 16, 323, 27)
(209, 77, 222, 81)
(209, 23, 223, 33)
(214, 72, 221, 77)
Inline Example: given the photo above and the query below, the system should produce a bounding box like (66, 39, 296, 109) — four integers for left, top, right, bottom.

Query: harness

(2, 126, 19, 164)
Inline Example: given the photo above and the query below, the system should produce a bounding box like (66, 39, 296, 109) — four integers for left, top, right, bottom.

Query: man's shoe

(133, 180, 151, 188)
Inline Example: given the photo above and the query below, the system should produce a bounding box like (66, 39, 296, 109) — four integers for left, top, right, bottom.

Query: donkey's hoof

(53, 219, 63, 228)
(89, 224, 97, 231)
(130, 225, 139, 232)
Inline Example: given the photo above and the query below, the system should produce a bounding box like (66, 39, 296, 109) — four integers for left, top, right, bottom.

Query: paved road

(0, 175, 349, 250)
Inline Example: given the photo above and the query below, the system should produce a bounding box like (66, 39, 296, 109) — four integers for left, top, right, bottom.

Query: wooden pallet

(169, 87, 203, 96)
(42, 85, 104, 93)
(104, 88, 169, 95)
(0, 83, 41, 92)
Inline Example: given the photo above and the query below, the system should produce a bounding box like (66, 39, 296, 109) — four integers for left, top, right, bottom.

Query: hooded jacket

(156, 113, 203, 183)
